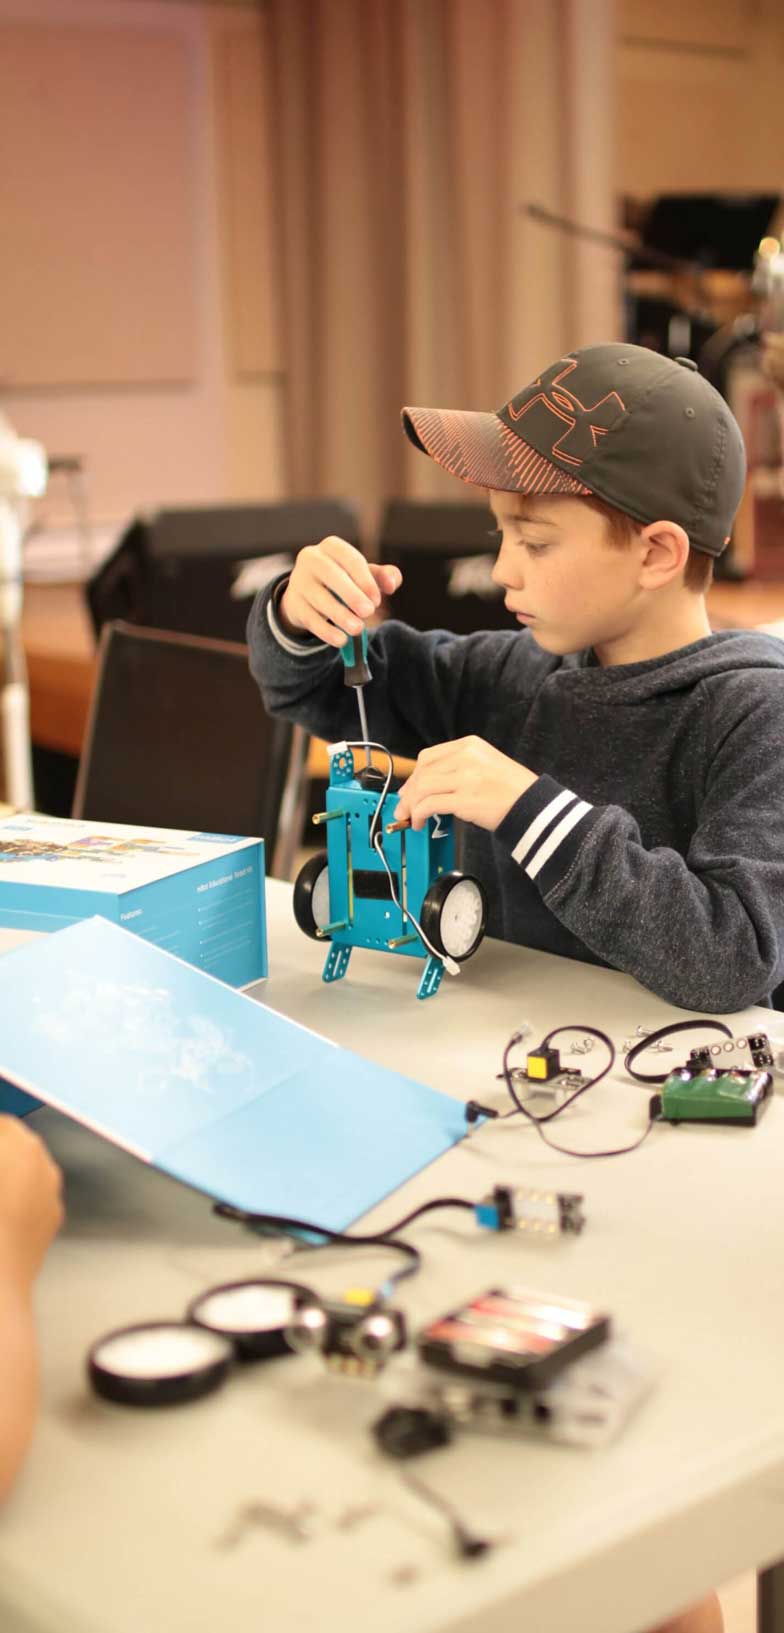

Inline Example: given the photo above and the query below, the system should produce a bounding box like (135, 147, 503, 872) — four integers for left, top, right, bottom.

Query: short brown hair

(580, 494, 714, 594)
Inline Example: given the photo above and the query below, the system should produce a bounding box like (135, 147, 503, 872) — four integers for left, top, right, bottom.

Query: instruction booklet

(0, 916, 468, 1230)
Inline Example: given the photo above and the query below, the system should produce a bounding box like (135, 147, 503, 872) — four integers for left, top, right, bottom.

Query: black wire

(533, 1112, 658, 1160)
(400, 1468, 493, 1559)
(215, 1196, 476, 1242)
(212, 1203, 421, 1294)
(212, 1195, 480, 1299)
(624, 1019, 733, 1083)
(376, 1196, 476, 1234)
(500, 1025, 659, 1158)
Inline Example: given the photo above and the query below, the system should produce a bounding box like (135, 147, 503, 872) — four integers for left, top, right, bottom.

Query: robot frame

(293, 745, 487, 999)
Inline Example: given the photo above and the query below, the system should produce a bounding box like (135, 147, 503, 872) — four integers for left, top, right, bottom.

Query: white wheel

(420, 873, 487, 963)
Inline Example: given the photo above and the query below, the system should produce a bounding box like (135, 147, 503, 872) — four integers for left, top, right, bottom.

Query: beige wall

(618, 0, 784, 195)
(5, 0, 781, 534)
(0, 0, 285, 527)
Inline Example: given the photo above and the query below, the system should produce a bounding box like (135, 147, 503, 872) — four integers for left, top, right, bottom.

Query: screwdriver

(340, 623, 371, 768)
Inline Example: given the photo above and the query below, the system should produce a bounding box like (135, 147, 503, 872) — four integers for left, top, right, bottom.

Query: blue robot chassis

(293, 747, 486, 999)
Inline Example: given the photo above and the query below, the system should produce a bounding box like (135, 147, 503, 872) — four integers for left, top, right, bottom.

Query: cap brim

(402, 406, 591, 497)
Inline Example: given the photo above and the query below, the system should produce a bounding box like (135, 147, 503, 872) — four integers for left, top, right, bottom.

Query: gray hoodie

(248, 579, 784, 1013)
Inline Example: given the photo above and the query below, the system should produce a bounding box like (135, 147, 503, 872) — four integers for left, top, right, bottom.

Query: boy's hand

(0, 1117, 64, 1293)
(279, 536, 402, 647)
(395, 737, 537, 833)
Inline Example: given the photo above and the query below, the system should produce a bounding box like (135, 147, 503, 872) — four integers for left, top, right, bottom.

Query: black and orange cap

(401, 342, 747, 557)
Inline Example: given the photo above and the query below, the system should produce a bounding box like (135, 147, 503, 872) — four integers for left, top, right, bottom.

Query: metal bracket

(331, 749, 355, 784)
(416, 955, 444, 1000)
(323, 944, 351, 984)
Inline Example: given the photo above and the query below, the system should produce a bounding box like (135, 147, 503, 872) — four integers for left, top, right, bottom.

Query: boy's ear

(638, 520, 690, 587)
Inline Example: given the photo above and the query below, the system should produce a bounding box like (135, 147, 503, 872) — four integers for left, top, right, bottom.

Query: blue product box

(0, 815, 265, 985)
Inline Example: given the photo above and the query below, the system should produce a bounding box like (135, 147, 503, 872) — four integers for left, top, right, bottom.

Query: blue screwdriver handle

(339, 624, 370, 688)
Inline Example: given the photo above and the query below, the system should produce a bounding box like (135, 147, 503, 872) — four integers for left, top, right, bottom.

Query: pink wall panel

(0, 22, 198, 387)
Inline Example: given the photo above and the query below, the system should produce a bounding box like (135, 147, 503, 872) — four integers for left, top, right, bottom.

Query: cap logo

(506, 358, 626, 467)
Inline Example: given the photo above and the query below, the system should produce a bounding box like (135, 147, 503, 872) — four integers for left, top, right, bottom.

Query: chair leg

(272, 725, 311, 881)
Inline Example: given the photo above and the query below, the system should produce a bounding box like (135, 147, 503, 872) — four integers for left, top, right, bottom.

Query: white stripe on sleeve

(525, 800, 593, 879)
(267, 594, 328, 657)
(511, 787, 577, 865)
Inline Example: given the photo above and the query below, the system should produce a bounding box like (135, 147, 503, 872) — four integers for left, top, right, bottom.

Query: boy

(249, 342, 759, 1630)
(249, 342, 784, 1017)
(0, 1115, 63, 1501)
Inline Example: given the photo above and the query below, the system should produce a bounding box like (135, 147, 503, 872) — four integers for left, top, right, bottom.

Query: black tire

(293, 851, 331, 940)
(419, 871, 487, 964)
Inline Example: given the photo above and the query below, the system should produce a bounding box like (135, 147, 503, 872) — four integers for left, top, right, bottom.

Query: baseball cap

(401, 342, 747, 557)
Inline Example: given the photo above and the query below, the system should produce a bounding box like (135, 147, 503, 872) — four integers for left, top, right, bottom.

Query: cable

(624, 1019, 733, 1083)
(399, 1468, 493, 1560)
(214, 1196, 476, 1247)
(499, 1025, 658, 1158)
(373, 1196, 476, 1235)
(212, 1202, 421, 1298)
(213, 1194, 482, 1305)
(336, 738, 460, 975)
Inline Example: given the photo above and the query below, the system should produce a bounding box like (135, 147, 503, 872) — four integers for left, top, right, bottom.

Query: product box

(0, 815, 266, 988)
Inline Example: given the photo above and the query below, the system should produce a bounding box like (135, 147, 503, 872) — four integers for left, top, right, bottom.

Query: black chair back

(73, 623, 295, 869)
(87, 500, 361, 643)
(378, 499, 513, 633)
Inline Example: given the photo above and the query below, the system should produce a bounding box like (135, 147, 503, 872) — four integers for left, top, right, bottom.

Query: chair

(377, 499, 513, 633)
(73, 622, 302, 878)
(86, 499, 361, 644)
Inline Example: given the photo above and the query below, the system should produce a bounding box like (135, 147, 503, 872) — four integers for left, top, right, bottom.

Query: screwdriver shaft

(356, 685, 371, 769)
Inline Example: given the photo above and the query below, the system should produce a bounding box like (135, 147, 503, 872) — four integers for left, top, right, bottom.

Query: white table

(2, 878, 784, 1633)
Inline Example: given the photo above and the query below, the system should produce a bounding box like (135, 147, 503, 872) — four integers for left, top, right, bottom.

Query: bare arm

(0, 1117, 63, 1503)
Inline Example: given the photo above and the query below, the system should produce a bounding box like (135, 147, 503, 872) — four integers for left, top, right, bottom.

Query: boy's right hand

(0, 1117, 63, 1292)
(279, 536, 402, 648)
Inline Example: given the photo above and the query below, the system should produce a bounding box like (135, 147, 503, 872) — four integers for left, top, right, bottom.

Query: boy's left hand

(394, 737, 537, 833)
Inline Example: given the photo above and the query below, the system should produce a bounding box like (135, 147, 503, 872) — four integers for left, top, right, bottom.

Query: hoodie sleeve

(247, 577, 542, 759)
(496, 678, 784, 1013)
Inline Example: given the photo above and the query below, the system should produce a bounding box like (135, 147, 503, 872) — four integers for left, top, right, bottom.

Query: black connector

(454, 1525, 493, 1560)
(373, 1405, 453, 1458)
(465, 1100, 499, 1124)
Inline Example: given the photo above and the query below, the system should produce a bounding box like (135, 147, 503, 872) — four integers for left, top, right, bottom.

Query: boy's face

(489, 490, 644, 658)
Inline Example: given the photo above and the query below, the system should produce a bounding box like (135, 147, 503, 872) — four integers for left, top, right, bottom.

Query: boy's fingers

(305, 582, 365, 635)
(415, 740, 460, 767)
(307, 556, 376, 620)
(371, 563, 402, 595)
(396, 765, 458, 821)
(404, 796, 455, 832)
(320, 537, 381, 606)
(305, 610, 349, 648)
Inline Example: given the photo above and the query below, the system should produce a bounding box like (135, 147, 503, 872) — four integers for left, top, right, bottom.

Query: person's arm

(247, 537, 542, 757)
(0, 1117, 63, 1503)
(492, 684, 784, 1012)
(394, 674, 784, 1012)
